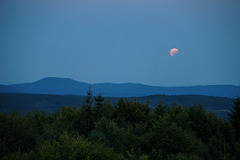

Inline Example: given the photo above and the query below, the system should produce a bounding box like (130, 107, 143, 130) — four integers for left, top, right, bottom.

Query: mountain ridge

(0, 77, 239, 98)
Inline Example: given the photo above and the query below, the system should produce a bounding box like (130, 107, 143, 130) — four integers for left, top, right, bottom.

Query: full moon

(170, 48, 179, 56)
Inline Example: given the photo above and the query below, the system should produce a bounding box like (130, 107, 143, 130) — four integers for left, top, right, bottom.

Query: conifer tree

(82, 86, 94, 135)
(228, 97, 240, 141)
(94, 93, 105, 120)
(95, 93, 104, 108)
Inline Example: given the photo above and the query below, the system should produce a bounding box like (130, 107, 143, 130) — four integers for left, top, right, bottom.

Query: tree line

(0, 88, 240, 160)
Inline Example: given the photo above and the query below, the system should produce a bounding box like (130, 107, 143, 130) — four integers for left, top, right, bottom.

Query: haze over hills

(0, 92, 233, 119)
(0, 77, 240, 98)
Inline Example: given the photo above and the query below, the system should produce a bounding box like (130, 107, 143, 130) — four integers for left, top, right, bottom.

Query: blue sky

(1, 0, 240, 86)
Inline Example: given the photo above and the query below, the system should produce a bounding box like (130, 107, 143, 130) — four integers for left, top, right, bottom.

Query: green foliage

(154, 101, 169, 117)
(81, 87, 95, 135)
(166, 153, 203, 160)
(93, 100, 115, 120)
(3, 132, 124, 160)
(88, 117, 129, 154)
(94, 93, 104, 108)
(228, 97, 240, 141)
(0, 94, 239, 160)
(0, 111, 38, 157)
(149, 118, 207, 158)
(34, 131, 124, 160)
(116, 98, 151, 128)
(167, 103, 191, 130)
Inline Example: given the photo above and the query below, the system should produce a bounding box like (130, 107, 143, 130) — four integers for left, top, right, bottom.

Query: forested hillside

(0, 93, 233, 118)
(1, 90, 240, 160)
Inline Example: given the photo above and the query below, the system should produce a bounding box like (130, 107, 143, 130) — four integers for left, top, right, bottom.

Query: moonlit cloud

(170, 48, 179, 56)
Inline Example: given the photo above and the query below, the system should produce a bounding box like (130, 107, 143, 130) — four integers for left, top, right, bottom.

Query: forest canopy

(0, 90, 240, 160)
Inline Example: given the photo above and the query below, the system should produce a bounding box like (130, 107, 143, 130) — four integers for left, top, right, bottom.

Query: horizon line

(1, 76, 239, 87)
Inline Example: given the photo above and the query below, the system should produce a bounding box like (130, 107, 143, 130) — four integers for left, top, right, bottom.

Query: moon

(170, 48, 179, 56)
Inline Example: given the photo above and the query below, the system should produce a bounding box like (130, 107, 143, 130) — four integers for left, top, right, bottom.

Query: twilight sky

(1, 0, 240, 86)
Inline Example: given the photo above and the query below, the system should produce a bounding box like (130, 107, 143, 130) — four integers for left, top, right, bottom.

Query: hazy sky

(1, 0, 240, 86)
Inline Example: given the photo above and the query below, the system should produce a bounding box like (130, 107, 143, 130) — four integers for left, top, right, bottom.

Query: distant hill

(0, 93, 234, 119)
(0, 77, 240, 98)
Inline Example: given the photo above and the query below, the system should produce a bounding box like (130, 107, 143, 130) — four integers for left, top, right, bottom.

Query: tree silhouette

(82, 86, 94, 135)
(228, 97, 240, 141)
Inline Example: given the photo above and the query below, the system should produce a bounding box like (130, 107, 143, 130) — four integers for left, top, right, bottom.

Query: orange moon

(170, 48, 179, 56)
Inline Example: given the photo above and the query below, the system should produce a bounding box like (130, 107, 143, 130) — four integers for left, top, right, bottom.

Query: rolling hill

(0, 77, 240, 98)
(0, 93, 234, 118)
